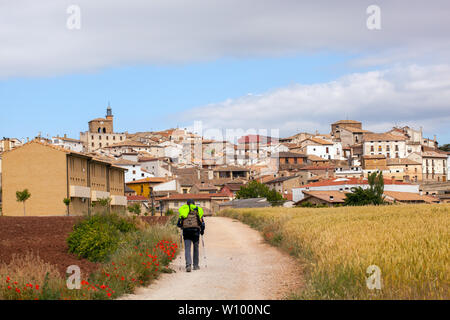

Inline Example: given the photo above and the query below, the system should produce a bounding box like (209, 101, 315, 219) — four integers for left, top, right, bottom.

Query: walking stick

(179, 229, 184, 272)
(201, 235, 207, 269)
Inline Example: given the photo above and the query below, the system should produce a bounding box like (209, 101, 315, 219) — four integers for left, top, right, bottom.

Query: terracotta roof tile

(302, 177, 412, 188)
(363, 133, 407, 142)
(301, 190, 349, 203)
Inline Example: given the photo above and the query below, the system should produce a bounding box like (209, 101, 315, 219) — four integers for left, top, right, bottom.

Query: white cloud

(1, 0, 450, 78)
(179, 64, 450, 140)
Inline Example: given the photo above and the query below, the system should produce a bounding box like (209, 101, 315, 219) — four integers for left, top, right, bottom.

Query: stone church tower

(80, 104, 126, 152)
(88, 105, 114, 133)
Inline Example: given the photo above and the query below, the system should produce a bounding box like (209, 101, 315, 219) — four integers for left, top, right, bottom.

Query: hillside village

(0, 106, 449, 216)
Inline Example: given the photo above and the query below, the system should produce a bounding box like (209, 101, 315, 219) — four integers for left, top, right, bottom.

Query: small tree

(438, 144, 450, 152)
(63, 198, 71, 216)
(236, 180, 285, 206)
(344, 172, 385, 206)
(94, 197, 112, 214)
(16, 189, 31, 216)
(128, 203, 142, 216)
(266, 188, 285, 206)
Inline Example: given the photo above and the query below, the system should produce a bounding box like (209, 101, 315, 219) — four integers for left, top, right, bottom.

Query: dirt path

(120, 216, 303, 300)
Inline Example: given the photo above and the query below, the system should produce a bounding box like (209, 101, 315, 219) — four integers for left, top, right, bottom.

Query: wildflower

(7, 286, 11, 290)
(107, 293, 112, 297)
(121, 277, 125, 281)
(35, 285, 40, 290)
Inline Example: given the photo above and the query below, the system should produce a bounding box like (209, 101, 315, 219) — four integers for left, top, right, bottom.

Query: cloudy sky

(0, 0, 449, 142)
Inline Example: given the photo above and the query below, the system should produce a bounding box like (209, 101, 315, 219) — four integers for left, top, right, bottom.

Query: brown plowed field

(0, 216, 100, 278)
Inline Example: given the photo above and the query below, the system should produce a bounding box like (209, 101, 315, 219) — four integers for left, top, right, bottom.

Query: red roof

(126, 177, 167, 184)
(238, 135, 277, 144)
(299, 165, 335, 170)
(127, 195, 148, 201)
(302, 177, 412, 188)
(159, 193, 230, 201)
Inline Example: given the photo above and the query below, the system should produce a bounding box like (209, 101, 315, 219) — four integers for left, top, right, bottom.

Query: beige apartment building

(363, 133, 407, 158)
(2, 140, 127, 216)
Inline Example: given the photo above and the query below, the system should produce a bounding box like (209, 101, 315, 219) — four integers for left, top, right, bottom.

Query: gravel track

(120, 216, 303, 300)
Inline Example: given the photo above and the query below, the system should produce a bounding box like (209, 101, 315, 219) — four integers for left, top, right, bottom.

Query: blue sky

(1, 1, 449, 144)
(0, 53, 358, 138)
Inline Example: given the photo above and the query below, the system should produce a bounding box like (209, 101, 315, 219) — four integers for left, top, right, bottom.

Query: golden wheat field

(220, 204, 450, 300)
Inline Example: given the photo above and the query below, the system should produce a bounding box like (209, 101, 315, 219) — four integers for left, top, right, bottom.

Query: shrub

(165, 209, 175, 216)
(86, 223, 179, 299)
(128, 203, 141, 216)
(67, 212, 138, 262)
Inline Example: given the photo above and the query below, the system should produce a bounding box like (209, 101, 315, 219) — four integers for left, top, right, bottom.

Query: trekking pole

(201, 235, 207, 269)
(179, 230, 184, 272)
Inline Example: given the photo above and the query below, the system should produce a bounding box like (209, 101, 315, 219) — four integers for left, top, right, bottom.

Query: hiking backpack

(182, 208, 201, 229)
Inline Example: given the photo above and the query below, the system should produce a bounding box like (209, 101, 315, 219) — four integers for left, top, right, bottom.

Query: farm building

(294, 190, 349, 207)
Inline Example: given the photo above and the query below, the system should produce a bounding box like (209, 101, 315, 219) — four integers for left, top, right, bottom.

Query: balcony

(69, 185, 91, 198)
(111, 195, 127, 206)
(91, 190, 110, 201)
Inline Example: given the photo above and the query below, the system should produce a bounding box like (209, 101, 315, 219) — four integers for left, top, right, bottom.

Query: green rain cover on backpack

(182, 208, 201, 229)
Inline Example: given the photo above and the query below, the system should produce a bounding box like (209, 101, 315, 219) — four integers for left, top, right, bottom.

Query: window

(326, 147, 329, 153)
(395, 152, 399, 158)
(370, 146, 374, 152)
(378, 145, 382, 152)
(387, 153, 390, 158)
(395, 145, 399, 151)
